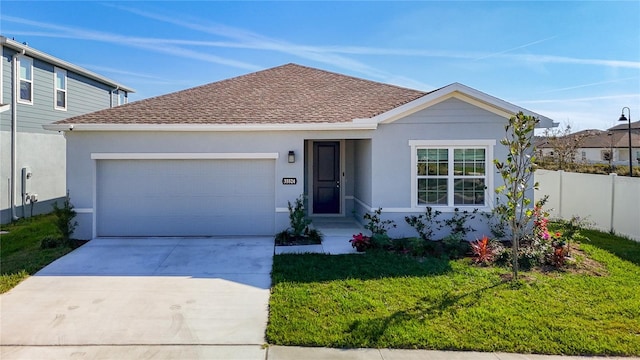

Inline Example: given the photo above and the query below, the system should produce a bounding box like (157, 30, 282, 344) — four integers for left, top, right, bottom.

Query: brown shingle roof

(55, 63, 427, 125)
(608, 120, 640, 132)
(537, 129, 640, 148)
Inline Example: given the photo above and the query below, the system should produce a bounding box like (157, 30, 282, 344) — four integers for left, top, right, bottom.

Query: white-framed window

(54, 67, 67, 110)
(114, 90, 127, 106)
(410, 140, 495, 209)
(18, 56, 33, 104)
(581, 151, 587, 161)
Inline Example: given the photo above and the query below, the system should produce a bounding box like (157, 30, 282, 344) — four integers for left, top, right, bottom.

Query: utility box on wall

(21, 166, 32, 196)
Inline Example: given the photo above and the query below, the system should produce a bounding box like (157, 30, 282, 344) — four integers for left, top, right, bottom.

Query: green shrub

(442, 233, 468, 259)
(287, 195, 311, 238)
(405, 206, 441, 241)
(276, 195, 323, 245)
(40, 235, 63, 249)
(363, 208, 396, 236)
(440, 208, 478, 239)
(370, 233, 392, 249)
(51, 191, 77, 241)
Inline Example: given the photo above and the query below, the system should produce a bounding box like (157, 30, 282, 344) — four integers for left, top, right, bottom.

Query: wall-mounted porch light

(288, 150, 296, 163)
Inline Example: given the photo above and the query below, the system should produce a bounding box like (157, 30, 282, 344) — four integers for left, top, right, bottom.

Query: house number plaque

(282, 178, 297, 185)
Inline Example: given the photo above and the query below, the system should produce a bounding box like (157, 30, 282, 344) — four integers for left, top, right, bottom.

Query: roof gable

(361, 83, 556, 128)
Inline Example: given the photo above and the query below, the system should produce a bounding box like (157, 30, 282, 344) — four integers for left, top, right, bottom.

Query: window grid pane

(20, 81, 31, 101)
(453, 148, 485, 176)
(56, 90, 66, 108)
(417, 147, 487, 207)
(56, 72, 66, 90)
(453, 178, 485, 205)
(417, 178, 448, 205)
(20, 59, 32, 80)
(417, 148, 448, 176)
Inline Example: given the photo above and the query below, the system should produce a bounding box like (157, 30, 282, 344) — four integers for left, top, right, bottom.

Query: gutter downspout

(10, 49, 25, 221)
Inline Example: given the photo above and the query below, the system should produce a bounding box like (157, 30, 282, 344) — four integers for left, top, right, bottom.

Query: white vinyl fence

(535, 170, 640, 241)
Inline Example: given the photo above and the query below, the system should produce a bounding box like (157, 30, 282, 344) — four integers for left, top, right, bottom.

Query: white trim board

(90, 152, 280, 160)
(44, 122, 378, 132)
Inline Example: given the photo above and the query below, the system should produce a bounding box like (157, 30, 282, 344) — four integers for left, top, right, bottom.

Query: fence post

(558, 170, 563, 219)
(609, 173, 617, 234)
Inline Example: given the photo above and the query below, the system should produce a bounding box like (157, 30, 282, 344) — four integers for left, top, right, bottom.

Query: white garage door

(96, 159, 275, 236)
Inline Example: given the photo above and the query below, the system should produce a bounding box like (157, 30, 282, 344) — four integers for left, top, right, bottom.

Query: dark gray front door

(313, 141, 340, 214)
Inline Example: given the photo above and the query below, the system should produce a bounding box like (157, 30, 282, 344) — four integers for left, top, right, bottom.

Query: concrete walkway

(3, 345, 638, 359)
(275, 217, 365, 255)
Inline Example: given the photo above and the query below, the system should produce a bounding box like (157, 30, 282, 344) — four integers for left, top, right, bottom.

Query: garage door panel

(97, 159, 275, 236)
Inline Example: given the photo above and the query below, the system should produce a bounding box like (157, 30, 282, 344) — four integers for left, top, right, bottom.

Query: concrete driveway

(1, 237, 273, 359)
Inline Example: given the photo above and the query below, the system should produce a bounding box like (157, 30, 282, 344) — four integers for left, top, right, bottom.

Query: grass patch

(0, 214, 75, 293)
(267, 231, 640, 356)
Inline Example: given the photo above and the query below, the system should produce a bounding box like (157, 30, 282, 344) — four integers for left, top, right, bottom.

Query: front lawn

(267, 230, 640, 356)
(0, 214, 75, 293)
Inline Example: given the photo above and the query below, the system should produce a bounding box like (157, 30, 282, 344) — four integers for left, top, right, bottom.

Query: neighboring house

(537, 123, 640, 165)
(1, 36, 134, 223)
(43, 63, 555, 239)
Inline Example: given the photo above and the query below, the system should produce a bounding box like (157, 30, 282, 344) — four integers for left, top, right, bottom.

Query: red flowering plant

(350, 233, 371, 252)
(470, 235, 495, 265)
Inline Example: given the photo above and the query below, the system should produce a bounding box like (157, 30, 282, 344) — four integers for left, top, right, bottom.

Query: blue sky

(2, 1, 639, 131)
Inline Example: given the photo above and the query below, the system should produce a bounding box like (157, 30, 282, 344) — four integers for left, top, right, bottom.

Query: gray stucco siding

(364, 97, 511, 239)
(0, 131, 66, 222)
(65, 130, 375, 239)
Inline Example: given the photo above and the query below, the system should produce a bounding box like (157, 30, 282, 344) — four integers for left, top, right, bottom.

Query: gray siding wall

(65, 130, 374, 239)
(369, 97, 510, 239)
(353, 139, 372, 222)
(343, 140, 355, 216)
(0, 47, 113, 134)
(1, 48, 10, 107)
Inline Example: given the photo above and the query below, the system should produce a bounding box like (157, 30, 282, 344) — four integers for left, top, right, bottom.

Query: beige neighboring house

(537, 121, 640, 165)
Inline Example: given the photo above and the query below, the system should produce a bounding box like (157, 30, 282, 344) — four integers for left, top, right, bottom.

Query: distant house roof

(608, 120, 640, 132)
(1, 36, 135, 93)
(537, 129, 640, 149)
(44, 63, 556, 131)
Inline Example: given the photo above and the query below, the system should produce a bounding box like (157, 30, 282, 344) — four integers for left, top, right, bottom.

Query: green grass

(0, 214, 73, 293)
(267, 231, 640, 355)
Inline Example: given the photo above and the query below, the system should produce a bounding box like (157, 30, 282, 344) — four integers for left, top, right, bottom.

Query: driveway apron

(0, 238, 274, 346)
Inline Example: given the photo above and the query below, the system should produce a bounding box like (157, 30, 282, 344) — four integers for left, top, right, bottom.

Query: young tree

(542, 124, 590, 170)
(494, 112, 539, 281)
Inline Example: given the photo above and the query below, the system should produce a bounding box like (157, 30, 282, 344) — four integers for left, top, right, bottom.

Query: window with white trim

(54, 67, 67, 110)
(411, 140, 494, 208)
(18, 56, 33, 103)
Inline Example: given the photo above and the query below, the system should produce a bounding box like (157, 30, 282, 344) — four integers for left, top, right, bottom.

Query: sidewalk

(4, 345, 638, 360)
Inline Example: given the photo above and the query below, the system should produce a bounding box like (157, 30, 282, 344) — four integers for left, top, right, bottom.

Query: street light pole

(619, 107, 633, 177)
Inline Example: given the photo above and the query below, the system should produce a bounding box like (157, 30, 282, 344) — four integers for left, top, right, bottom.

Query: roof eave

(369, 82, 557, 128)
(1, 36, 135, 93)
(42, 122, 379, 132)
